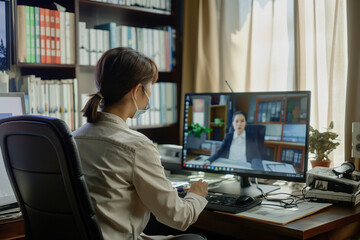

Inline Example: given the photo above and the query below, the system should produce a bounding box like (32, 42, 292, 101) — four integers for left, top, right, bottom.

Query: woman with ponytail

(73, 48, 208, 240)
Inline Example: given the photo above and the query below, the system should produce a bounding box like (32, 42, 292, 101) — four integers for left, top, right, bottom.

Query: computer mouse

(235, 195, 254, 204)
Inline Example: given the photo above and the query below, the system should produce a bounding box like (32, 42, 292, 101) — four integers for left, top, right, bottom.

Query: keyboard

(178, 191, 262, 214)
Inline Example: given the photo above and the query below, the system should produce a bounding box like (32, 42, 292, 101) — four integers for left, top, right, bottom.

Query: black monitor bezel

(181, 90, 311, 183)
(0, 0, 11, 71)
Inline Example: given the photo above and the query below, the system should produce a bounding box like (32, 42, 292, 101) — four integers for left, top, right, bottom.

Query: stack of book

(127, 82, 177, 127)
(78, 22, 175, 71)
(90, 0, 172, 11)
(257, 100, 282, 123)
(17, 5, 75, 64)
(9, 75, 79, 130)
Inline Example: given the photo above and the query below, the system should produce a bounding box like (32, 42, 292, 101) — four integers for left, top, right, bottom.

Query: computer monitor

(0, 93, 25, 207)
(0, 0, 11, 71)
(181, 91, 311, 196)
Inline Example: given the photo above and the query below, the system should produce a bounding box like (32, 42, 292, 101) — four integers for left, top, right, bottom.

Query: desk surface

(0, 218, 24, 240)
(193, 203, 360, 240)
(0, 196, 359, 240)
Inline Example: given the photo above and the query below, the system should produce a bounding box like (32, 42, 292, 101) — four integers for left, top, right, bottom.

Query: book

(94, 22, 117, 49)
(96, 29, 104, 61)
(34, 7, 41, 63)
(78, 22, 89, 65)
(89, 29, 97, 66)
(25, 6, 31, 63)
(17, 5, 27, 63)
(65, 12, 75, 64)
(50, 10, 56, 64)
(45, 8, 51, 63)
(55, 10, 61, 64)
(39, 8, 46, 63)
(29, 6, 36, 63)
(59, 11, 66, 64)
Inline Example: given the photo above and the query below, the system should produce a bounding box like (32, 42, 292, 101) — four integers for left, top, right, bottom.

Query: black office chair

(0, 115, 103, 240)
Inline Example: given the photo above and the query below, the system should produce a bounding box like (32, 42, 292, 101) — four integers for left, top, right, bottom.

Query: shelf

(79, 0, 173, 15)
(79, 0, 177, 27)
(17, 63, 76, 68)
(18, 63, 76, 79)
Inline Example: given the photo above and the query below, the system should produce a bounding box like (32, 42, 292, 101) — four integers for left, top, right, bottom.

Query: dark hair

(232, 110, 247, 121)
(82, 47, 158, 123)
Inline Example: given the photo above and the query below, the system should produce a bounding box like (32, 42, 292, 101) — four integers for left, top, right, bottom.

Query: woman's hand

(188, 180, 208, 198)
(203, 160, 211, 166)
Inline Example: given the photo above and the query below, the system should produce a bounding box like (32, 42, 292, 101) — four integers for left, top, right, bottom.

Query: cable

(258, 185, 310, 209)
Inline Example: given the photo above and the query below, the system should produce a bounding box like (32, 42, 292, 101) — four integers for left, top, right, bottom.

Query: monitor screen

(0, 0, 10, 70)
(0, 93, 25, 207)
(181, 91, 311, 184)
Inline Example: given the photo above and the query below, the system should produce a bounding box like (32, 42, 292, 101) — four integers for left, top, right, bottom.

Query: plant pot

(311, 160, 331, 168)
(186, 132, 207, 149)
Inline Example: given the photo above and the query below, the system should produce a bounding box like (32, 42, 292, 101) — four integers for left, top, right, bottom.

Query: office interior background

(1, 0, 359, 168)
(0, 0, 360, 239)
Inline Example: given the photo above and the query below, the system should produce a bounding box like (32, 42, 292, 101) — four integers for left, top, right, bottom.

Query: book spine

(25, 6, 31, 63)
(78, 22, 87, 65)
(69, 13, 75, 64)
(50, 10, 56, 64)
(65, 12, 71, 64)
(96, 29, 104, 62)
(103, 30, 110, 54)
(60, 11, 66, 64)
(17, 5, 27, 63)
(39, 8, 46, 63)
(55, 10, 61, 64)
(34, 7, 41, 63)
(29, 6, 36, 63)
(89, 29, 97, 66)
(45, 8, 51, 64)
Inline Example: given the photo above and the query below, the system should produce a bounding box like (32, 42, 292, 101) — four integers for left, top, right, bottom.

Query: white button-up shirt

(228, 130, 247, 162)
(73, 112, 207, 240)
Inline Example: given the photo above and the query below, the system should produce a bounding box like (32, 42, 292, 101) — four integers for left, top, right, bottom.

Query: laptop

(0, 93, 26, 214)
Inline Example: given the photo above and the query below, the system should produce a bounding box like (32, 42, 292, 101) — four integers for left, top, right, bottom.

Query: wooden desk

(1, 204, 359, 240)
(193, 204, 360, 240)
(0, 218, 24, 240)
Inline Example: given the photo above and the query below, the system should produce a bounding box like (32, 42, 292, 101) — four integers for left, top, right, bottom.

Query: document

(235, 201, 332, 225)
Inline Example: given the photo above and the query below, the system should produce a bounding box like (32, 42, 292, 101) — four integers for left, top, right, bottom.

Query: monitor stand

(208, 176, 280, 197)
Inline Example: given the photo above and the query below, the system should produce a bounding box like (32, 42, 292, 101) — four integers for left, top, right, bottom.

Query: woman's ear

(132, 83, 143, 100)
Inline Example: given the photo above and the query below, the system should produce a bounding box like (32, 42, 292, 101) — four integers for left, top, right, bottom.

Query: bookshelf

(208, 104, 227, 141)
(255, 95, 308, 169)
(11, 0, 183, 144)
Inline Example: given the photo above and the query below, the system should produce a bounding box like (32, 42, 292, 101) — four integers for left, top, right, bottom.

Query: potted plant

(186, 123, 213, 149)
(309, 121, 340, 168)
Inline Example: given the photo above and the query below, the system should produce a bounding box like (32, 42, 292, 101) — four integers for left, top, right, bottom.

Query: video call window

(182, 92, 310, 180)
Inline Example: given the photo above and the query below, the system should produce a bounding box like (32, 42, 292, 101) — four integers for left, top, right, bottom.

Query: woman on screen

(204, 110, 264, 170)
(74, 47, 208, 240)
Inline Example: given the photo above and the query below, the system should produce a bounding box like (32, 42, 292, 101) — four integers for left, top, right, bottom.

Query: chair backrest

(244, 124, 266, 149)
(0, 115, 103, 240)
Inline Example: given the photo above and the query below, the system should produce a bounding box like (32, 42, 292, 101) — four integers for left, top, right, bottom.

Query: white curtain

(296, 0, 348, 166)
(218, 0, 348, 166)
(219, 0, 296, 92)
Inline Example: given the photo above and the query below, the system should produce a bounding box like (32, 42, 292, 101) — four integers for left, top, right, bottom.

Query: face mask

(132, 87, 150, 119)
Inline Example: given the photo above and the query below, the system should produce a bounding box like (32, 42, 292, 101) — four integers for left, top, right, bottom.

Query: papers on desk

(235, 201, 332, 225)
(262, 160, 296, 174)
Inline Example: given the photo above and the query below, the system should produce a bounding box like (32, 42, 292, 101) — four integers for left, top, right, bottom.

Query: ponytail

(82, 92, 104, 123)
